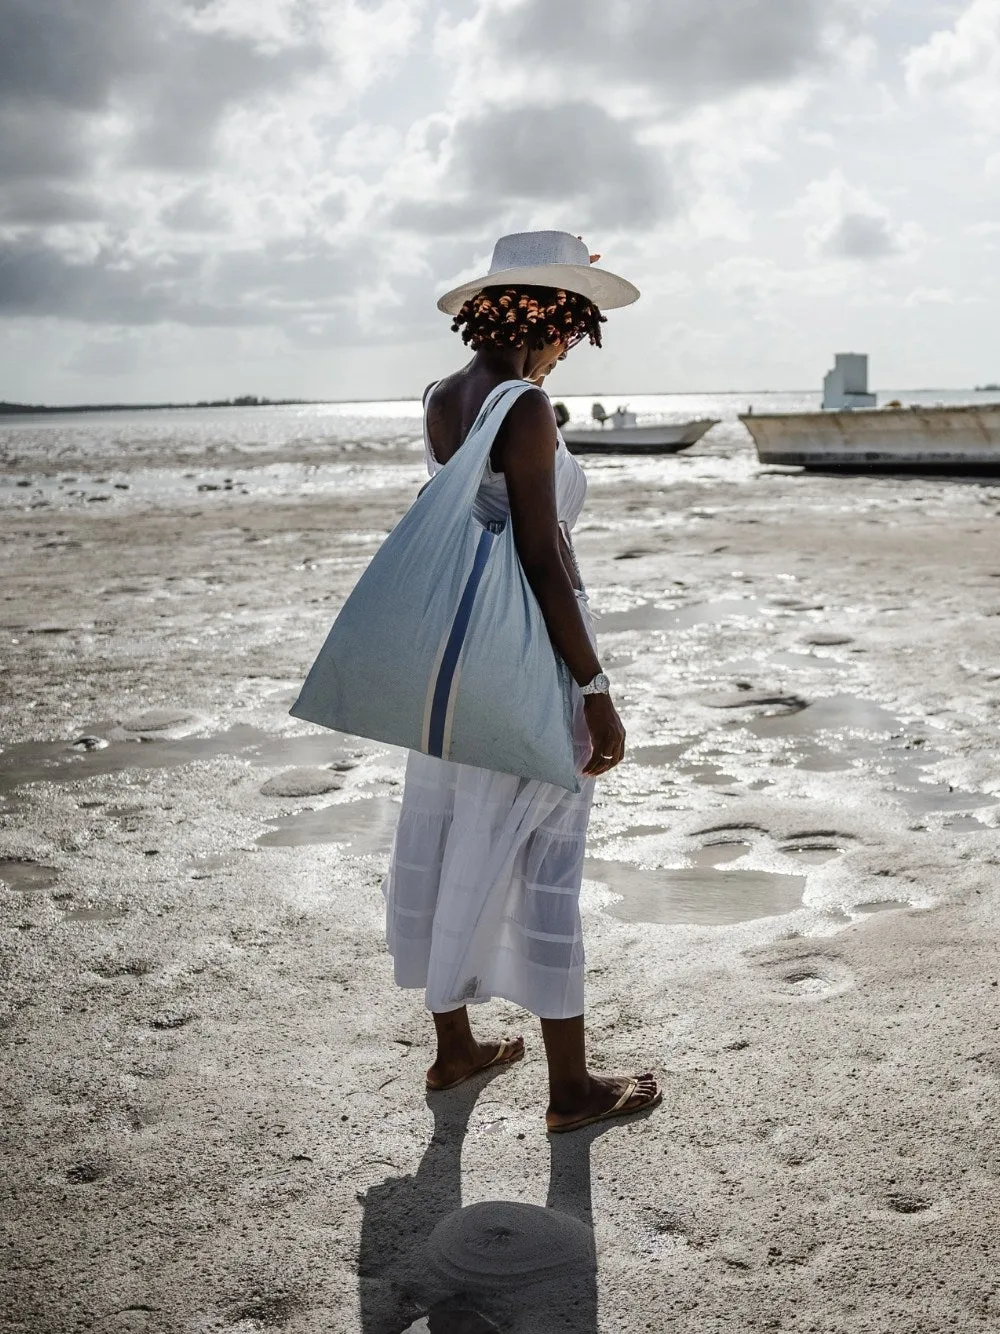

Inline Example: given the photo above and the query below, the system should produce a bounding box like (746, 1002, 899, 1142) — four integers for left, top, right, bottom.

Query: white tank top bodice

(422, 383, 589, 538)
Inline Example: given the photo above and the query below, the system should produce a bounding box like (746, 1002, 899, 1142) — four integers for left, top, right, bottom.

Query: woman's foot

(425, 1035, 525, 1092)
(545, 1071, 661, 1133)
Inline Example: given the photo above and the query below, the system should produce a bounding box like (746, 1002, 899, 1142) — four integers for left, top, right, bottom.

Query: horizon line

(2, 385, 996, 414)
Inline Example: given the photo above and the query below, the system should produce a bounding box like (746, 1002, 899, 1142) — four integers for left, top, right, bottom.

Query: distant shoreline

(1, 387, 995, 416)
(0, 396, 318, 416)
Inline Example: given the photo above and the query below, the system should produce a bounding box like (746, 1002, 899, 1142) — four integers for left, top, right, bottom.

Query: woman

(382, 231, 661, 1133)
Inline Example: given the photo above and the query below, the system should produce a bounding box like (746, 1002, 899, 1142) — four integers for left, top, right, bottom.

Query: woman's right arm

(498, 389, 625, 776)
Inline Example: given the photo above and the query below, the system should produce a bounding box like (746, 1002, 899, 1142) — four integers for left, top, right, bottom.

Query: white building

(822, 353, 877, 411)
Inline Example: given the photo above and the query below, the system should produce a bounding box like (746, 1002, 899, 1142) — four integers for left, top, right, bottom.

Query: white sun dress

(380, 384, 597, 1020)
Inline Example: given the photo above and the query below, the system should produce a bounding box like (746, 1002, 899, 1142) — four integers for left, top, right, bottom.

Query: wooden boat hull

(740, 404, 1000, 472)
(562, 418, 719, 455)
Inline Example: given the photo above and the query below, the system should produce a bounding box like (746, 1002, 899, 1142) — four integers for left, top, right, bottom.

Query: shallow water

(258, 797, 402, 853)
(598, 597, 765, 633)
(586, 857, 807, 926)
(0, 725, 357, 796)
(0, 859, 60, 892)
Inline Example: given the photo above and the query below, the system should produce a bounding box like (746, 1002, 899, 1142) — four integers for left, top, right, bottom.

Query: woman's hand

(581, 694, 625, 777)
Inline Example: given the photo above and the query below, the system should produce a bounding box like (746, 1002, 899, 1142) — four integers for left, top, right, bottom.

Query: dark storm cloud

(124, 28, 324, 171)
(0, 104, 93, 181)
(0, 235, 374, 326)
(0, 183, 106, 226)
(479, 0, 858, 103)
(822, 211, 902, 260)
(0, 0, 141, 111)
(0, 0, 323, 181)
(448, 102, 674, 230)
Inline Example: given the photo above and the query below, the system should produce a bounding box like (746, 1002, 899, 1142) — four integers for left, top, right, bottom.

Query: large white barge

(741, 402, 1000, 472)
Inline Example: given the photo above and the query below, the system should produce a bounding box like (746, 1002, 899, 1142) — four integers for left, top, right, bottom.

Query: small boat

(741, 402, 1000, 472)
(560, 403, 719, 455)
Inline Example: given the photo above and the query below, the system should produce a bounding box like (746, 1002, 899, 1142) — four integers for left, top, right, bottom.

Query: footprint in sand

(746, 942, 855, 1002)
(885, 1191, 934, 1215)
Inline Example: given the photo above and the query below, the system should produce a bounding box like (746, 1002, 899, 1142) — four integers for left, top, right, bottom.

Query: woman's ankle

(547, 1074, 593, 1113)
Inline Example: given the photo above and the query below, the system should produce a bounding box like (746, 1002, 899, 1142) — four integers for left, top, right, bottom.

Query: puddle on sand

(0, 725, 362, 796)
(747, 693, 900, 740)
(0, 859, 60, 892)
(688, 842, 750, 867)
(724, 651, 841, 673)
(586, 858, 806, 926)
(854, 900, 909, 915)
(679, 762, 739, 787)
(629, 742, 690, 766)
(599, 598, 766, 634)
(258, 797, 401, 853)
(0, 724, 267, 794)
(746, 694, 998, 820)
(782, 846, 843, 865)
(61, 906, 127, 922)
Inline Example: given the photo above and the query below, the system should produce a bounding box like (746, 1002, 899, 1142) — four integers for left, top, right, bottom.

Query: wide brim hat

(437, 230, 640, 316)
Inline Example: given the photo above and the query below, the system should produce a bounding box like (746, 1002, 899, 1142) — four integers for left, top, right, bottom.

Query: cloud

(64, 331, 143, 376)
(796, 171, 923, 262)
(444, 0, 875, 111)
(448, 103, 674, 231)
(160, 188, 232, 233)
(0, 233, 375, 326)
(0, 183, 106, 226)
(904, 0, 1000, 123)
(903, 286, 955, 307)
(822, 211, 903, 259)
(0, 0, 141, 112)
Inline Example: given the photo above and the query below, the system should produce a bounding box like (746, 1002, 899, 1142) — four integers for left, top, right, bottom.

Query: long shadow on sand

(358, 1073, 618, 1332)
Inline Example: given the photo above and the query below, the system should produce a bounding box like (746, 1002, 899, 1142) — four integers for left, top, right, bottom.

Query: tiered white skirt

(382, 599, 596, 1020)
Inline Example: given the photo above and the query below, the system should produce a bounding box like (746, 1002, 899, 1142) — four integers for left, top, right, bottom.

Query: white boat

(741, 402, 1000, 472)
(560, 403, 719, 455)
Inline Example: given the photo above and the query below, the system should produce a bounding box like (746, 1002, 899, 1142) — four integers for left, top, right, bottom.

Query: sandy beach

(2, 409, 1000, 1332)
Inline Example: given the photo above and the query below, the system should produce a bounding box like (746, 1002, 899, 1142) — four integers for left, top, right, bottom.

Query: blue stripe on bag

(427, 527, 495, 757)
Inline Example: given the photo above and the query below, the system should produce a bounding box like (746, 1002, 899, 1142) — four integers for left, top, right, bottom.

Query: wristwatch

(580, 671, 611, 696)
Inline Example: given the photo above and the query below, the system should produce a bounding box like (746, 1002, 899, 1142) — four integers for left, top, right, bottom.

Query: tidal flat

(2, 404, 999, 1331)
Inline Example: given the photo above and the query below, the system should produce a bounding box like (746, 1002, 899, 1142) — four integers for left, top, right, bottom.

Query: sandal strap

(484, 1037, 510, 1069)
(609, 1077, 638, 1116)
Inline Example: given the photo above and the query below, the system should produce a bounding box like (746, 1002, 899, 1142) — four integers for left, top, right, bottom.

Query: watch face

(593, 673, 610, 693)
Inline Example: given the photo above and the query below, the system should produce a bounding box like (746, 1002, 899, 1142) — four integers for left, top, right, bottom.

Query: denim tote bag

(289, 380, 579, 792)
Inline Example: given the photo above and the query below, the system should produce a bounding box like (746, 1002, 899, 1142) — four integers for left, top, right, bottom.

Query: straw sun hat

(436, 230, 640, 316)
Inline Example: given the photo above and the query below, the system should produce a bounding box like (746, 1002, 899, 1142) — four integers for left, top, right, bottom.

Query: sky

(0, 0, 998, 404)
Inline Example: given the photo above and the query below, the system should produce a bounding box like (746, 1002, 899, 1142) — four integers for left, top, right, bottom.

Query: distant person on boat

(381, 231, 662, 1132)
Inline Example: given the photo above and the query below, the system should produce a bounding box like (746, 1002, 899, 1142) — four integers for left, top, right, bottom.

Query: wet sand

(2, 438, 1000, 1331)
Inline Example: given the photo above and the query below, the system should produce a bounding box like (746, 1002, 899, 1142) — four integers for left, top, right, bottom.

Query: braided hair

(451, 284, 605, 352)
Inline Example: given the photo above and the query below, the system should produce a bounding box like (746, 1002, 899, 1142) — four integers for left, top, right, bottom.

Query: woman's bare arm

(497, 388, 624, 775)
(499, 390, 599, 684)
